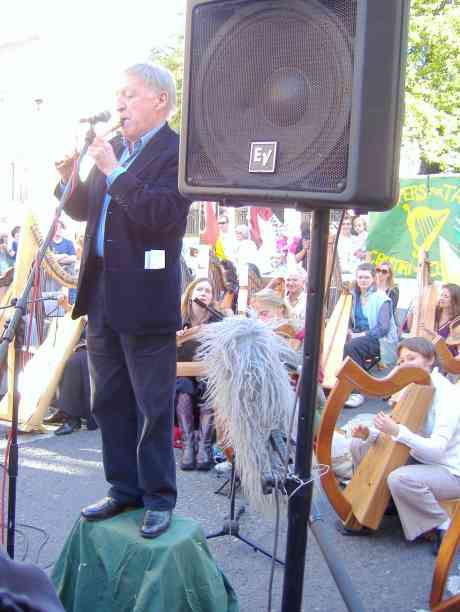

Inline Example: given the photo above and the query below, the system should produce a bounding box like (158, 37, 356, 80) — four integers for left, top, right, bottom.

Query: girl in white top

(351, 215, 368, 268)
(350, 336, 460, 548)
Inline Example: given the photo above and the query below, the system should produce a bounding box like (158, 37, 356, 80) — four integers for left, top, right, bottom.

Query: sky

(1, 0, 185, 116)
(0, 0, 186, 222)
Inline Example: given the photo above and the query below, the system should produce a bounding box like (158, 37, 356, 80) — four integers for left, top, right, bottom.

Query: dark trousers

(57, 348, 92, 421)
(86, 269, 177, 511)
(343, 335, 380, 370)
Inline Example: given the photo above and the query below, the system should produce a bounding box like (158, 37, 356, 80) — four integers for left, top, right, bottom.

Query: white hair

(125, 63, 177, 119)
(286, 265, 307, 281)
(235, 224, 250, 239)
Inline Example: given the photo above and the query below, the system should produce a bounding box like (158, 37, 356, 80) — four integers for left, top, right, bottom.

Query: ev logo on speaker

(249, 142, 277, 173)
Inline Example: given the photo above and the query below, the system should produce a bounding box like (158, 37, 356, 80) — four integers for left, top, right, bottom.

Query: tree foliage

(151, 2, 460, 173)
(404, 0, 460, 172)
(150, 35, 184, 132)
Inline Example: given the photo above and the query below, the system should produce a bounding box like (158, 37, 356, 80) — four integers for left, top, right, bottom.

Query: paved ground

(0, 395, 457, 612)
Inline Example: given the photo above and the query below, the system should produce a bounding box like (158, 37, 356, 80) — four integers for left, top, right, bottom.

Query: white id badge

(144, 250, 165, 270)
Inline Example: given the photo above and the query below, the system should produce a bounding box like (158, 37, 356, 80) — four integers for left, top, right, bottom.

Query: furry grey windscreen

(186, 0, 356, 193)
(196, 317, 299, 513)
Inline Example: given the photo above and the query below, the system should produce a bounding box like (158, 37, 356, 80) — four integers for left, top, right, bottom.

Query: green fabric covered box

(51, 510, 239, 612)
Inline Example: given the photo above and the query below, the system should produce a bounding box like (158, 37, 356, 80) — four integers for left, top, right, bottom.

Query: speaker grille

(186, 0, 356, 194)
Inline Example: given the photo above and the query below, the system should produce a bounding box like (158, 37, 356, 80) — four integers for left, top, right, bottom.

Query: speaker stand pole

(281, 208, 330, 612)
(280, 209, 365, 612)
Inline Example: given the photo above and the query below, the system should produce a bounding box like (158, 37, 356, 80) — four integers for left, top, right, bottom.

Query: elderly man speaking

(56, 63, 191, 539)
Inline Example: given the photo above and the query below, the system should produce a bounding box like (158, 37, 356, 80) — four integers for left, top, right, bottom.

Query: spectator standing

(216, 214, 236, 262)
(294, 220, 311, 270)
(0, 233, 11, 274)
(50, 220, 77, 270)
(337, 216, 354, 279)
(42, 220, 77, 319)
(7, 225, 20, 265)
(234, 224, 259, 285)
(351, 215, 368, 268)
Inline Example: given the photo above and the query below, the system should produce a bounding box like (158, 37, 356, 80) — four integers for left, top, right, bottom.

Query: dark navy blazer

(63, 123, 191, 334)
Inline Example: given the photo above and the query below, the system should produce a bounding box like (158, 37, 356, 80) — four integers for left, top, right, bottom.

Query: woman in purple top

(419, 284, 460, 357)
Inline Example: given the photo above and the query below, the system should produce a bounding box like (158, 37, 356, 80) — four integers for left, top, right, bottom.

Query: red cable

(0, 155, 82, 544)
(1, 436, 12, 545)
(0, 254, 43, 544)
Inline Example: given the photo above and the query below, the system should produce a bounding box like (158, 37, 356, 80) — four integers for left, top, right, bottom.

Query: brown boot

(176, 393, 196, 470)
(196, 405, 215, 471)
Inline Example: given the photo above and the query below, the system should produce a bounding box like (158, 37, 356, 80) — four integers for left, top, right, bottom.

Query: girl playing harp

(348, 337, 460, 553)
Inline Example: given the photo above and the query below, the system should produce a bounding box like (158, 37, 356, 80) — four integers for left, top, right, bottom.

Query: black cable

(265, 366, 331, 612)
(265, 376, 300, 612)
(20, 523, 50, 567)
(0, 525, 28, 561)
(1, 522, 52, 569)
(0, 297, 60, 311)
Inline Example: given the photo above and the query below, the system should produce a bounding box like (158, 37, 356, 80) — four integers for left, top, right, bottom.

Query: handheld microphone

(192, 298, 224, 321)
(79, 110, 111, 124)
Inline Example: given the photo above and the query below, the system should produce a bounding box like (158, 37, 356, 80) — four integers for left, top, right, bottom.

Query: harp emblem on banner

(402, 204, 450, 258)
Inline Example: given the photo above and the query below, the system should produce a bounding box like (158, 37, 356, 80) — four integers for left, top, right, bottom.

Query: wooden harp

(321, 282, 353, 389)
(316, 357, 432, 531)
(208, 249, 238, 312)
(0, 208, 81, 430)
(409, 249, 438, 339)
(434, 336, 460, 376)
(430, 337, 460, 610)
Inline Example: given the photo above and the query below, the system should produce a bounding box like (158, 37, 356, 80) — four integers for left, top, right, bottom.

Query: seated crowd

(231, 260, 460, 558)
(40, 238, 460, 561)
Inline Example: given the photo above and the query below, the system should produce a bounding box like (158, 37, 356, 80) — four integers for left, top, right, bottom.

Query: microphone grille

(99, 110, 111, 122)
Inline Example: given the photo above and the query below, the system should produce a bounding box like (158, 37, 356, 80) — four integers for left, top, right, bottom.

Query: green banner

(368, 175, 460, 279)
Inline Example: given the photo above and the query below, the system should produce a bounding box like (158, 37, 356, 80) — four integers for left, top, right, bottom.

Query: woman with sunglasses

(375, 260, 399, 317)
(343, 262, 399, 407)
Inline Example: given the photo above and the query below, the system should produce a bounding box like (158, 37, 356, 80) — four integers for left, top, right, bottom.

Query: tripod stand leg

(214, 477, 231, 496)
(206, 528, 228, 539)
(236, 534, 284, 566)
(206, 457, 283, 565)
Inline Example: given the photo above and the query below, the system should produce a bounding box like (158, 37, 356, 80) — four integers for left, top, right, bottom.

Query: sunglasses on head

(218, 221, 228, 225)
(376, 268, 389, 274)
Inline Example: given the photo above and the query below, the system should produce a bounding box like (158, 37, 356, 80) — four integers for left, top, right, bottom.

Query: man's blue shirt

(95, 123, 164, 257)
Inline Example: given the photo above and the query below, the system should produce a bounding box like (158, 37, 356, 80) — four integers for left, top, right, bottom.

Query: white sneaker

(214, 460, 232, 474)
(345, 393, 365, 408)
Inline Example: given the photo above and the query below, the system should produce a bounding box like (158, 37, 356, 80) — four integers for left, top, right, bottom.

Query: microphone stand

(0, 123, 97, 559)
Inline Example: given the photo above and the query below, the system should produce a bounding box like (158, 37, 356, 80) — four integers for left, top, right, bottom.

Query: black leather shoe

(55, 420, 81, 436)
(140, 510, 172, 539)
(85, 417, 98, 431)
(81, 497, 141, 521)
(44, 409, 68, 425)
